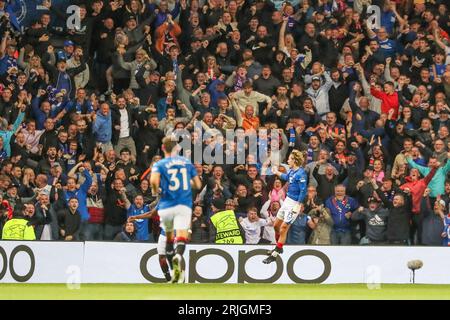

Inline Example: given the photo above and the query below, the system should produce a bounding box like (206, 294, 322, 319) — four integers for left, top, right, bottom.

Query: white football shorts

(276, 196, 300, 224)
(158, 204, 192, 232)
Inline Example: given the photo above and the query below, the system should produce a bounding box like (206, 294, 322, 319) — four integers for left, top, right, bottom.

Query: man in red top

(400, 160, 440, 215)
(370, 81, 399, 120)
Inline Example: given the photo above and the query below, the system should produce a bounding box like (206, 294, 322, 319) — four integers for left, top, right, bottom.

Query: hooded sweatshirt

(351, 207, 389, 241)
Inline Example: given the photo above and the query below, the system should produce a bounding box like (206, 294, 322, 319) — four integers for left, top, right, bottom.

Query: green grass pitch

(1, 284, 450, 300)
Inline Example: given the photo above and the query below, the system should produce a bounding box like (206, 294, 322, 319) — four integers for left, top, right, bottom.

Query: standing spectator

(373, 180, 411, 245)
(306, 66, 332, 118)
(406, 154, 450, 198)
(1, 204, 36, 240)
(351, 197, 389, 245)
(64, 162, 92, 238)
(111, 95, 137, 159)
(286, 203, 314, 244)
(92, 103, 113, 153)
(59, 197, 81, 241)
(86, 182, 105, 241)
(239, 206, 273, 244)
(370, 81, 399, 119)
(325, 184, 359, 245)
(124, 194, 152, 242)
(190, 205, 209, 243)
(104, 179, 128, 240)
(421, 192, 446, 246)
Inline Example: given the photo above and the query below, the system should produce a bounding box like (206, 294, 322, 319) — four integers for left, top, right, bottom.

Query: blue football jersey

(151, 156, 197, 210)
(281, 167, 308, 203)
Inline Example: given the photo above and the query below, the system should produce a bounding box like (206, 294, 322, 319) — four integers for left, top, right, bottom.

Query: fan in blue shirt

(126, 194, 151, 241)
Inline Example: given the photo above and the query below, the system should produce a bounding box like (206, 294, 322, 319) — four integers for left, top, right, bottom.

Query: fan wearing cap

(305, 65, 333, 119)
(350, 196, 389, 245)
(42, 45, 87, 99)
(433, 108, 450, 133)
(4, 183, 20, 210)
(123, 13, 155, 49)
(63, 40, 75, 60)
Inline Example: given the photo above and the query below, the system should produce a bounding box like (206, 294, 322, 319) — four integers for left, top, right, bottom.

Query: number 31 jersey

(151, 156, 198, 210)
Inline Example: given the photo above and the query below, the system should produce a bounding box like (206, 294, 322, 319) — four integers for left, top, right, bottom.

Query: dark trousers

(93, 61, 110, 93)
(410, 213, 424, 245)
(113, 78, 130, 94)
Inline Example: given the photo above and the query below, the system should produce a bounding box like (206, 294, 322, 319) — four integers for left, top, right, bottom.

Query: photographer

(308, 206, 333, 245)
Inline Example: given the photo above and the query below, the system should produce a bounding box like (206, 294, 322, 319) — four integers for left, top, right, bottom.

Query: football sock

(175, 237, 187, 256)
(159, 256, 171, 281)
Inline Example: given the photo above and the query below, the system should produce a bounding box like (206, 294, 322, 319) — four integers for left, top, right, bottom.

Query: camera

(310, 209, 321, 218)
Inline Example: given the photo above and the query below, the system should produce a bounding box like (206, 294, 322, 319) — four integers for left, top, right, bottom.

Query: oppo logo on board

(0, 245, 35, 282)
(140, 248, 332, 284)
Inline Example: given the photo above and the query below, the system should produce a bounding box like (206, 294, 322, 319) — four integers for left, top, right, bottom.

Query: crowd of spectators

(0, 0, 449, 246)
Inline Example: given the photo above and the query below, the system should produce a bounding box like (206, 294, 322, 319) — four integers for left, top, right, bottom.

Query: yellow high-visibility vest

(210, 210, 243, 244)
(2, 218, 36, 240)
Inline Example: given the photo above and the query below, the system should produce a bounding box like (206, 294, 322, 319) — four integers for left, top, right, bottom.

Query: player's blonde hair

(290, 149, 305, 167)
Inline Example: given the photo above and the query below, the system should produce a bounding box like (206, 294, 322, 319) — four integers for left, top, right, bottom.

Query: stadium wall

(0, 241, 449, 284)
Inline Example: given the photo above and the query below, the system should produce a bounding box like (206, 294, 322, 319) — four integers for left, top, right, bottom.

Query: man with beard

(36, 146, 65, 175)
(136, 114, 164, 170)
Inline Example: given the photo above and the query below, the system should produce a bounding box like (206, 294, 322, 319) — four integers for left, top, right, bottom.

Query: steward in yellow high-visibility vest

(210, 199, 243, 244)
(2, 208, 36, 241)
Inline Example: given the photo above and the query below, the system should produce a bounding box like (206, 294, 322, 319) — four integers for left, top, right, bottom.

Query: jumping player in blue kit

(263, 150, 308, 264)
(150, 137, 202, 283)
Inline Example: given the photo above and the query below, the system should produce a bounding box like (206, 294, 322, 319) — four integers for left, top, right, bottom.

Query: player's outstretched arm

(128, 209, 158, 222)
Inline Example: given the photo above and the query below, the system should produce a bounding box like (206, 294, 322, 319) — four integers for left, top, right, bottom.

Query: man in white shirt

(21, 119, 45, 155)
(113, 96, 137, 159)
(239, 207, 273, 244)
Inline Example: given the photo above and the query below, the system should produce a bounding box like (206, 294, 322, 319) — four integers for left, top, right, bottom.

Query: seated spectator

(114, 221, 138, 242)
